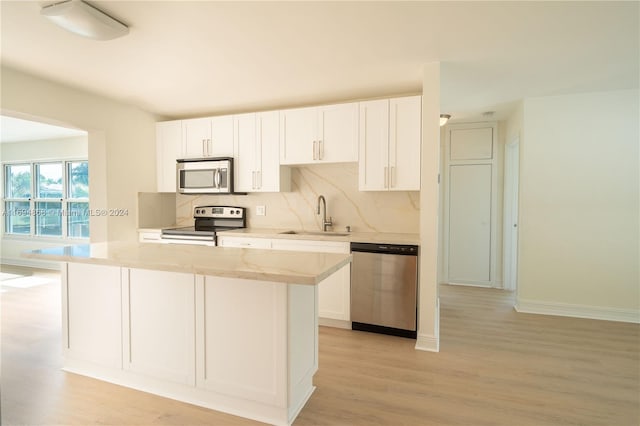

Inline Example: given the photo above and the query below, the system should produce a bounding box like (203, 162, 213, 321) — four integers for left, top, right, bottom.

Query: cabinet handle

(252, 171, 256, 189)
(384, 166, 388, 189)
(257, 170, 262, 189)
(207, 139, 212, 156)
(312, 141, 317, 160)
(390, 166, 395, 188)
(319, 140, 324, 160)
(202, 139, 206, 156)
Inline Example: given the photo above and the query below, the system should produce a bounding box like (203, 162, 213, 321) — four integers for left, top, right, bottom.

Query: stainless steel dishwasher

(350, 242, 418, 339)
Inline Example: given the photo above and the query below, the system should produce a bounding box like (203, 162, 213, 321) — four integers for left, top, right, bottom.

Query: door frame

(502, 137, 520, 291)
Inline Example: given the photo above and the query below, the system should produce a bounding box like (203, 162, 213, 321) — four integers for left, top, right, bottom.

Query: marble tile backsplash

(176, 163, 419, 234)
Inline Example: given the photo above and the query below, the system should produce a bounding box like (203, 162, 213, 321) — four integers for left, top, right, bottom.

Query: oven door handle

(161, 234, 214, 242)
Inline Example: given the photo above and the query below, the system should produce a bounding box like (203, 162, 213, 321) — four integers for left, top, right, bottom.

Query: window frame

(2, 158, 89, 240)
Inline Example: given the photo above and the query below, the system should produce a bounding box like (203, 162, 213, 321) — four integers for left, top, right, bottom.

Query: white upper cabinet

(156, 120, 182, 192)
(280, 102, 358, 165)
(182, 116, 234, 159)
(233, 113, 257, 193)
(234, 111, 290, 193)
(256, 111, 290, 192)
(359, 95, 421, 191)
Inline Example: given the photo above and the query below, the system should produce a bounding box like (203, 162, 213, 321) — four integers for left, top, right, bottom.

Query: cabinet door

(257, 111, 287, 192)
(65, 263, 122, 368)
(233, 113, 256, 193)
(270, 238, 350, 322)
(389, 96, 421, 191)
(358, 99, 389, 191)
(196, 275, 287, 406)
(182, 117, 211, 158)
(318, 102, 359, 163)
(124, 268, 195, 385)
(218, 235, 271, 249)
(211, 115, 235, 157)
(279, 106, 316, 164)
(156, 121, 182, 192)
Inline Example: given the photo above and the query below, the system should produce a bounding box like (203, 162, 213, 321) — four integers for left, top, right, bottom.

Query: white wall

(516, 89, 639, 322)
(1, 66, 158, 245)
(1, 136, 88, 267)
(416, 63, 440, 351)
(1, 136, 87, 161)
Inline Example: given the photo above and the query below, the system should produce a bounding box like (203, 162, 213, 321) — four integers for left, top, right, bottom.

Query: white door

(210, 115, 235, 157)
(318, 102, 359, 163)
(358, 99, 389, 191)
(256, 110, 280, 192)
(503, 139, 520, 291)
(389, 95, 421, 191)
(448, 164, 492, 284)
(279, 106, 316, 164)
(182, 117, 210, 158)
(233, 113, 256, 192)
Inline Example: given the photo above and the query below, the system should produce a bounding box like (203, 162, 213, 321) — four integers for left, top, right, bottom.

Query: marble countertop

(22, 242, 351, 285)
(216, 228, 420, 245)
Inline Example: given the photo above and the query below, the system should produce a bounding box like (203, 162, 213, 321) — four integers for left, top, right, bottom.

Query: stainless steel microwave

(177, 157, 234, 194)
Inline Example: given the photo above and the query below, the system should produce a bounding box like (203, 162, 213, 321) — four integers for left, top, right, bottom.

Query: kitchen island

(23, 242, 352, 426)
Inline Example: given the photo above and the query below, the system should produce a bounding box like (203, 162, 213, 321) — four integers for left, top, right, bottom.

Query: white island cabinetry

(25, 242, 352, 426)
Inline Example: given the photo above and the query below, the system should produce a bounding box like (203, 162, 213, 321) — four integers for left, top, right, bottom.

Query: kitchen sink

(279, 230, 349, 237)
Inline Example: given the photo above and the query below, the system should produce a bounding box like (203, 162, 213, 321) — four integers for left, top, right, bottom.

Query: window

(3, 160, 89, 239)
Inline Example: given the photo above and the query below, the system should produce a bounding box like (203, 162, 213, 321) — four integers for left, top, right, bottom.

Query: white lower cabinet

(138, 230, 163, 243)
(124, 268, 195, 385)
(64, 263, 122, 369)
(217, 235, 271, 249)
(62, 262, 318, 426)
(270, 238, 351, 325)
(218, 236, 351, 326)
(196, 275, 288, 406)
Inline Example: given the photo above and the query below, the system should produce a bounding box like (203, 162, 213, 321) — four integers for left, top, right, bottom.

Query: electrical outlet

(256, 205, 266, 216)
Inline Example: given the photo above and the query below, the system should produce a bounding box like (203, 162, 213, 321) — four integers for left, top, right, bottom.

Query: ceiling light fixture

(41, 0, 129, 41)
(439, 114, 451, 126)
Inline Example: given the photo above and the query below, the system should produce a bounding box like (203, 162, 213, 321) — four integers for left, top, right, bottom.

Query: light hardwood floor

(1, 268, 638, 426)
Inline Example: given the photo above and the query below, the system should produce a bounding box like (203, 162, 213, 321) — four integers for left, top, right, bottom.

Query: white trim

(503, 137, 520, 291)
(318, 318, 351, 329)
(515, 298, 640, 324)
(415, 333, 439, 352)
(442, 122, 498, 287)
(416, 298, 439, 352)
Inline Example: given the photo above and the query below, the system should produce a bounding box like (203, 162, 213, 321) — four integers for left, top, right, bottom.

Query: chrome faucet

(316, 195, 333, 232)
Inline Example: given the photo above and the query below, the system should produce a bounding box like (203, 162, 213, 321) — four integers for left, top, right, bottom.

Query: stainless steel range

(161, 206, 246, 246)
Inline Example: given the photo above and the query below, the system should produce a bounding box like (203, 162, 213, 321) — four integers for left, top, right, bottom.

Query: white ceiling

(1, 1, 638, 123)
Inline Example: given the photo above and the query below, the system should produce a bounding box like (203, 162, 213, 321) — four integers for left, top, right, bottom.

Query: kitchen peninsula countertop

(216, 228, 420, 245)
(23, 241, 351, 285)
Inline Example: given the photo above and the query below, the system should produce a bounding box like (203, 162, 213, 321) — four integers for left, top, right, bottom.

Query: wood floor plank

(1, 270, 638, 425)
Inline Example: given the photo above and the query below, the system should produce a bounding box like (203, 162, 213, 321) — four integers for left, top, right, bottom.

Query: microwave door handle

(214, 168, 221, 189)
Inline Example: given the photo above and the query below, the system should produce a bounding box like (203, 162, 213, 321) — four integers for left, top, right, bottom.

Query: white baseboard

(415, 297, 439, 352)
(318, 318, 351, 329)
(515, 298, 640, 324)
(1, 257, 61, 270)
(415, 333, 439, 352)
